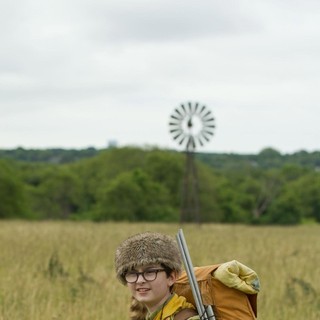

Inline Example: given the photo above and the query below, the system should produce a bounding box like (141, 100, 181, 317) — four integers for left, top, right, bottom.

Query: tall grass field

(0, 221, 319, 319)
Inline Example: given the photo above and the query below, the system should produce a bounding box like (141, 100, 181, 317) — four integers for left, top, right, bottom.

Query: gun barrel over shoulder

(176, 229, 216, 320)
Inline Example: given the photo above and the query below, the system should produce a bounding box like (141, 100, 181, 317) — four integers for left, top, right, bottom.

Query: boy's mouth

(137, 288, 150, 292)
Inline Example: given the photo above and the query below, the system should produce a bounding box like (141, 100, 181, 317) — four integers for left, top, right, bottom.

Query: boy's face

(126, 264, 176, 312)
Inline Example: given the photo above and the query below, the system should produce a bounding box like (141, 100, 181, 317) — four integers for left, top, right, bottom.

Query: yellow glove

(213, 260, 260, 294)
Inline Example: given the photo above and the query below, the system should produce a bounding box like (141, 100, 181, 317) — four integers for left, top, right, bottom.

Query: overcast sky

(1, 0, 319, 154)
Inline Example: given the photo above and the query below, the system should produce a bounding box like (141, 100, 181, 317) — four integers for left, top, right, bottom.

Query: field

(0, 221, 319, 320)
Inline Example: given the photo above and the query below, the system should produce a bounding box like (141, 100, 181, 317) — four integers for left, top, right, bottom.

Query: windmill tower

(169, 102, 215, 223)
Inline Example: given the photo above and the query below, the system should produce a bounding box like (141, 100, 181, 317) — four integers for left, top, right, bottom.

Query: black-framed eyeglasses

(125, 268, 166, 283)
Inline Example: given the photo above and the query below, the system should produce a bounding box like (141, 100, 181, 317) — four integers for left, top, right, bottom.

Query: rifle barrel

(176, 229, 216, 320)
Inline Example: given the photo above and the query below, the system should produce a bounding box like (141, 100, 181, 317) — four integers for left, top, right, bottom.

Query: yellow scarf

(152, 293, 195, 320)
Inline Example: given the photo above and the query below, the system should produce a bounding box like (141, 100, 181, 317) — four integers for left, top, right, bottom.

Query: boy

(115, 232, 199, 320)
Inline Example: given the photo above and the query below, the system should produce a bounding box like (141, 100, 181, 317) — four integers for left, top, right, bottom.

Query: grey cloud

(84, 1, 262, 43)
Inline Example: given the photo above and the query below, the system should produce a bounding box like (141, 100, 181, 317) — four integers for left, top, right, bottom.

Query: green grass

(0, 221, 319, 319)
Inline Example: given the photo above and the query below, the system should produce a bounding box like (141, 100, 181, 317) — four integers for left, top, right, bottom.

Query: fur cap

(115, 232, 182, 284)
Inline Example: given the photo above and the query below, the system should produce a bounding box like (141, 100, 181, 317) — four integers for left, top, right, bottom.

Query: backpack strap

(174, 308, 198, 320)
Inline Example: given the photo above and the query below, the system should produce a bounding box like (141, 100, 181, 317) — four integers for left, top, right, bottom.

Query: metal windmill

(169, 102, 215, 223)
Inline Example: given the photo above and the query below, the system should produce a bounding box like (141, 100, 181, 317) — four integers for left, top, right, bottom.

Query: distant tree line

(1, 146, 319, 169)
(0, 147, 100, 164)
(0, 146, 319, 224)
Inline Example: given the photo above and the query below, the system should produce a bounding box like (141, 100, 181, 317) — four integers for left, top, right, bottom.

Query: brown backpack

(174, 264, 258, 320)
(174, 308, 198, 320)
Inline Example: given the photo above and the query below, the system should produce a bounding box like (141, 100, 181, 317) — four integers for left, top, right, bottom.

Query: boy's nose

(136, 274, 146, 283)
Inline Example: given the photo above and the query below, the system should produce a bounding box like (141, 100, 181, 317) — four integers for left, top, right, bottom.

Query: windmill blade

(169, 126, 181, 131)
(203, 116, 214, 122)
(173, 131, 184, 140)
(172, 127, 183, 134)
(202, 110, 212, 116)
(194, 102, 199, 113)
(180, 103, 187, 115)
(203, 120, 214, 126)
(173, 108, 184, 119)
(203, 122, 215, 128)
(203, 125, 215, 131)
(199, 105, 207, 116)
(202, 110, 211, 118)
(201, 128, 214, 137)
(203, 123, 215, 129)
(170, 114, 182, 121)
(188, 102, 193, 113)
(169, 121, 180, 126)
(170, 128, 182, 134)
(203, 127, 214, 134)
(201, 133, 210, 142)
(169, 121, 181, 128)
(203, 119, 215, 125)
(178, 135, 187, 145)
(195, 135, 204, 147)
(203, 129, 214, 136)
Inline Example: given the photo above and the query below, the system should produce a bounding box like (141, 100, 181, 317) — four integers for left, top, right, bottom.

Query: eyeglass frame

(124, 268, 166, 284)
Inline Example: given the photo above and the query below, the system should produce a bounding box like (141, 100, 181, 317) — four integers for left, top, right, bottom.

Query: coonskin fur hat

(115, 232, 182, 284)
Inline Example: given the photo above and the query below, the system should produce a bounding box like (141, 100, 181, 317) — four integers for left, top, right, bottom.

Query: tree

(31, 167, 81, 219)
(0, 160, 29, 218)
(145, 151, 184, 207)
(256, 147, 282, 168)
(249, 170, 284, 221)
(95, 169, 176, 221)
(209, 171, 255, 223)
(264, 187, 302, 225)
(290, 173, 320, 222)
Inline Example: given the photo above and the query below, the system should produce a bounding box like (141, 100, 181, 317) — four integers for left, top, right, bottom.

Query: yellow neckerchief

(148, 293, 195, 320)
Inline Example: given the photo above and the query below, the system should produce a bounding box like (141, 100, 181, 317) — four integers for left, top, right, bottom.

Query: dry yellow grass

(0, 221, 319, 320)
